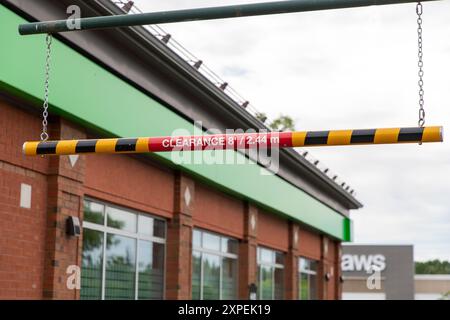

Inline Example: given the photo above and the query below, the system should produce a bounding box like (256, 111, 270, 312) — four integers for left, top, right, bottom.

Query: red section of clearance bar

(148, 132, 293, 151)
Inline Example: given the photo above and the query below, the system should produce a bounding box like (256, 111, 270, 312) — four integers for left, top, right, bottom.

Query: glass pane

(192, 251, 202, 300)
(202, 232, 220, 252)
(222, 257, 238, 299)
(221, 237, 227, 253)
(299, 273, 309, 300)
(105, 234, 136, 300)
(274, 267, 284, 299)
(106, 206, 137, 233)
(299, 258, 309, 272)
(153, 219, 166, 238)
(81, 229, 104, 299)
(310, 261, 318, 273)
(259, 265, 273, 300)
(137, 240, 164, 300)
(275, 252, 284, 265)
(221, 237, 239, 255)
(193, 230, 201, 248)
(260, 248, 273, 264)
(138, 215, 165, 238)
(83, 200, 104, 225)
(202, 254, 220, 300)
(138, 215, 153, 236)
(309, 274, 318, 300)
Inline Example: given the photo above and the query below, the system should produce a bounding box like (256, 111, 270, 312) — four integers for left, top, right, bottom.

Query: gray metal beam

(19, 0, 438, 35)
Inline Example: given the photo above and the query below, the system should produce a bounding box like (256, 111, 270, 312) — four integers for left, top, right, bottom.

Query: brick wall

(84, 154, 174, 218)
(0, 101, 48, 299)
(193, 183, 244, 239)
(0, 163, 47, 299)
(257, 209, 290, 252)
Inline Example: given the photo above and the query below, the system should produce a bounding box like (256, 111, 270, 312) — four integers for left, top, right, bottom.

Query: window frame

(82, 197, 167, 300)
(192, 228, 239, 300)
(256, 246, 285, 300)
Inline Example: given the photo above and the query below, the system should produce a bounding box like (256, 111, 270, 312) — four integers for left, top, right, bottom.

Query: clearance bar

(23, 126, 443, 156)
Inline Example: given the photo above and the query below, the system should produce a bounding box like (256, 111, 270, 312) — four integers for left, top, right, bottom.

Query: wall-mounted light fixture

(66, 216, 81, 237)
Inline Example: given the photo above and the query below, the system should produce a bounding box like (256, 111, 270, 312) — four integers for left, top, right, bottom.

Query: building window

(192, 229, 239, 300)
(257, 247, 284, 300)
(81, 199, 166, 300)
(298, 257, 318, 300)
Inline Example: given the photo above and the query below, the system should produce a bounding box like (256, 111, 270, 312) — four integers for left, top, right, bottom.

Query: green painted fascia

(0, 5, 351, 241)
(343, 218, 352, 242)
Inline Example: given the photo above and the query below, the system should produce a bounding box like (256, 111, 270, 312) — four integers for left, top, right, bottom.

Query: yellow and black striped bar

(23, 126, 443, 156)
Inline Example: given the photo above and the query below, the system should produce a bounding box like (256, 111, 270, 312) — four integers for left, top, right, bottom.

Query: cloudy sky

(133, 0, 450, 261)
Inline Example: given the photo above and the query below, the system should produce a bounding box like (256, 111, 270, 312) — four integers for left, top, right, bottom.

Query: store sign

(341, 254, 386, 272)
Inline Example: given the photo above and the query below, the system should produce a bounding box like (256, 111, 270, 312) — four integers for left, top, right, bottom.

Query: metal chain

(41, 34, 52, 141)
(416, 2, 425, 128)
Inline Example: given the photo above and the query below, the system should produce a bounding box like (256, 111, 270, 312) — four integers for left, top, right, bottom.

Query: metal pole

(22, 126, 443, 156)
(18, 0, 439, 35)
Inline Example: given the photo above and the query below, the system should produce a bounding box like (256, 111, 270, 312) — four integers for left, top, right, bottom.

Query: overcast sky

(133, 0, 450, 261)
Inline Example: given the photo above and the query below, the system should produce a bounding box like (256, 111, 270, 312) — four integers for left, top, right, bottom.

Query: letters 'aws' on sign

(341, 254, 386, 272)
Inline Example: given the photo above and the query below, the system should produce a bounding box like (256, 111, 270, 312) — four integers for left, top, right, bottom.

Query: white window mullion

(83, 222, 165, 244)
(258, 265, 262, 300)
(308, 274, 311, 300)
(272, 266, 275, 300)
(200, 253, 204, 300)
(163, 224, 168, 300)
(101, 231, 107, 300)
(219, 256, 223, 300)
(192, 246, 237, 259)
(135, 238, 140, 300)
(199, 231, 204, 300)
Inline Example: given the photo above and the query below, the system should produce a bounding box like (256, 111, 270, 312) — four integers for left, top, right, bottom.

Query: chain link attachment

(40, 33, 52, 142)
(416, 2, 425, 129)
